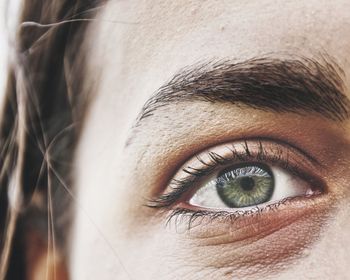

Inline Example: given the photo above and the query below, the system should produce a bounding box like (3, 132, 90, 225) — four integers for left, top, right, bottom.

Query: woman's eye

(189, 163, 313, 209)
(148, 139, 324, 216)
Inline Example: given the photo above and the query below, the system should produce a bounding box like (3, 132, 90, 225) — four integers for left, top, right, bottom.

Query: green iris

(216, 165, 274, 208)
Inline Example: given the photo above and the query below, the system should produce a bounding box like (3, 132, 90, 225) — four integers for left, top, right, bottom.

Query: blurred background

(0, 0, 20, 99)
(0, 0, 9, 97)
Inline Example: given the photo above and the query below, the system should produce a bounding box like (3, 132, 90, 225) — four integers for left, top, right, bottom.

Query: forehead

(92, 0, 350, 70)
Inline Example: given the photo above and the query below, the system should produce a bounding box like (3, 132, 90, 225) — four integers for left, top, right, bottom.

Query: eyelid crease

(146, 137, 325, 209)
(239, 136, 322, 167)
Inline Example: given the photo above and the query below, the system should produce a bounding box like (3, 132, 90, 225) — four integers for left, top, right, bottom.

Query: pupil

(240, 176, 255, 191)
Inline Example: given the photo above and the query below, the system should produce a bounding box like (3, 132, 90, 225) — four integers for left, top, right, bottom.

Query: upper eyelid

(179, 141, 319, 188)
(178, 136, 323, 178)
(235, 137, 322, 167)
(178, 136, 323, 177)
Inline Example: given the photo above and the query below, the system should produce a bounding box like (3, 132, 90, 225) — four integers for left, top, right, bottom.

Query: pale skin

(30, 1, 350, 279)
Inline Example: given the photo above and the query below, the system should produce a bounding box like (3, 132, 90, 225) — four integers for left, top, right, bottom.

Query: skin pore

(60, 0, 350, 279)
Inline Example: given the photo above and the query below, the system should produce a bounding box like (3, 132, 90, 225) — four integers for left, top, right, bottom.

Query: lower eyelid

(164, 194, 333, 275)
(171, 193, 324, 234)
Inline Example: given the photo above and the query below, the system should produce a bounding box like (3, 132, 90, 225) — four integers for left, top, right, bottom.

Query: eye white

(189, 166, 311, 209)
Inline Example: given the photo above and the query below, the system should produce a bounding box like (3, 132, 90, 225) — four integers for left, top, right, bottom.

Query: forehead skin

(70, 1, 350, 280)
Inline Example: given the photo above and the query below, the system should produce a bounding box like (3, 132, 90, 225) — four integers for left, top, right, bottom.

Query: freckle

(220, 25, 225, 31)
(190, 7, 199, 15)
(302, 248, 311, 257)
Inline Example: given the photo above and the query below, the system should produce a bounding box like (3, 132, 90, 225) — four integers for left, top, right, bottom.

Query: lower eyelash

(165, 195, 310, 231)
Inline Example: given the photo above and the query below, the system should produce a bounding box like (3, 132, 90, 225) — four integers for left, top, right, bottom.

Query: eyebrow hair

(135, 56, 350, 126)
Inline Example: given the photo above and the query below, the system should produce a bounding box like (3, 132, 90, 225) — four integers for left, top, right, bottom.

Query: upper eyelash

(146, 139, 323, 209)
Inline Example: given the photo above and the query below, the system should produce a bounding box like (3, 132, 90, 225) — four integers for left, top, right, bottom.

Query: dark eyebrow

(135, 56, 350, 126)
